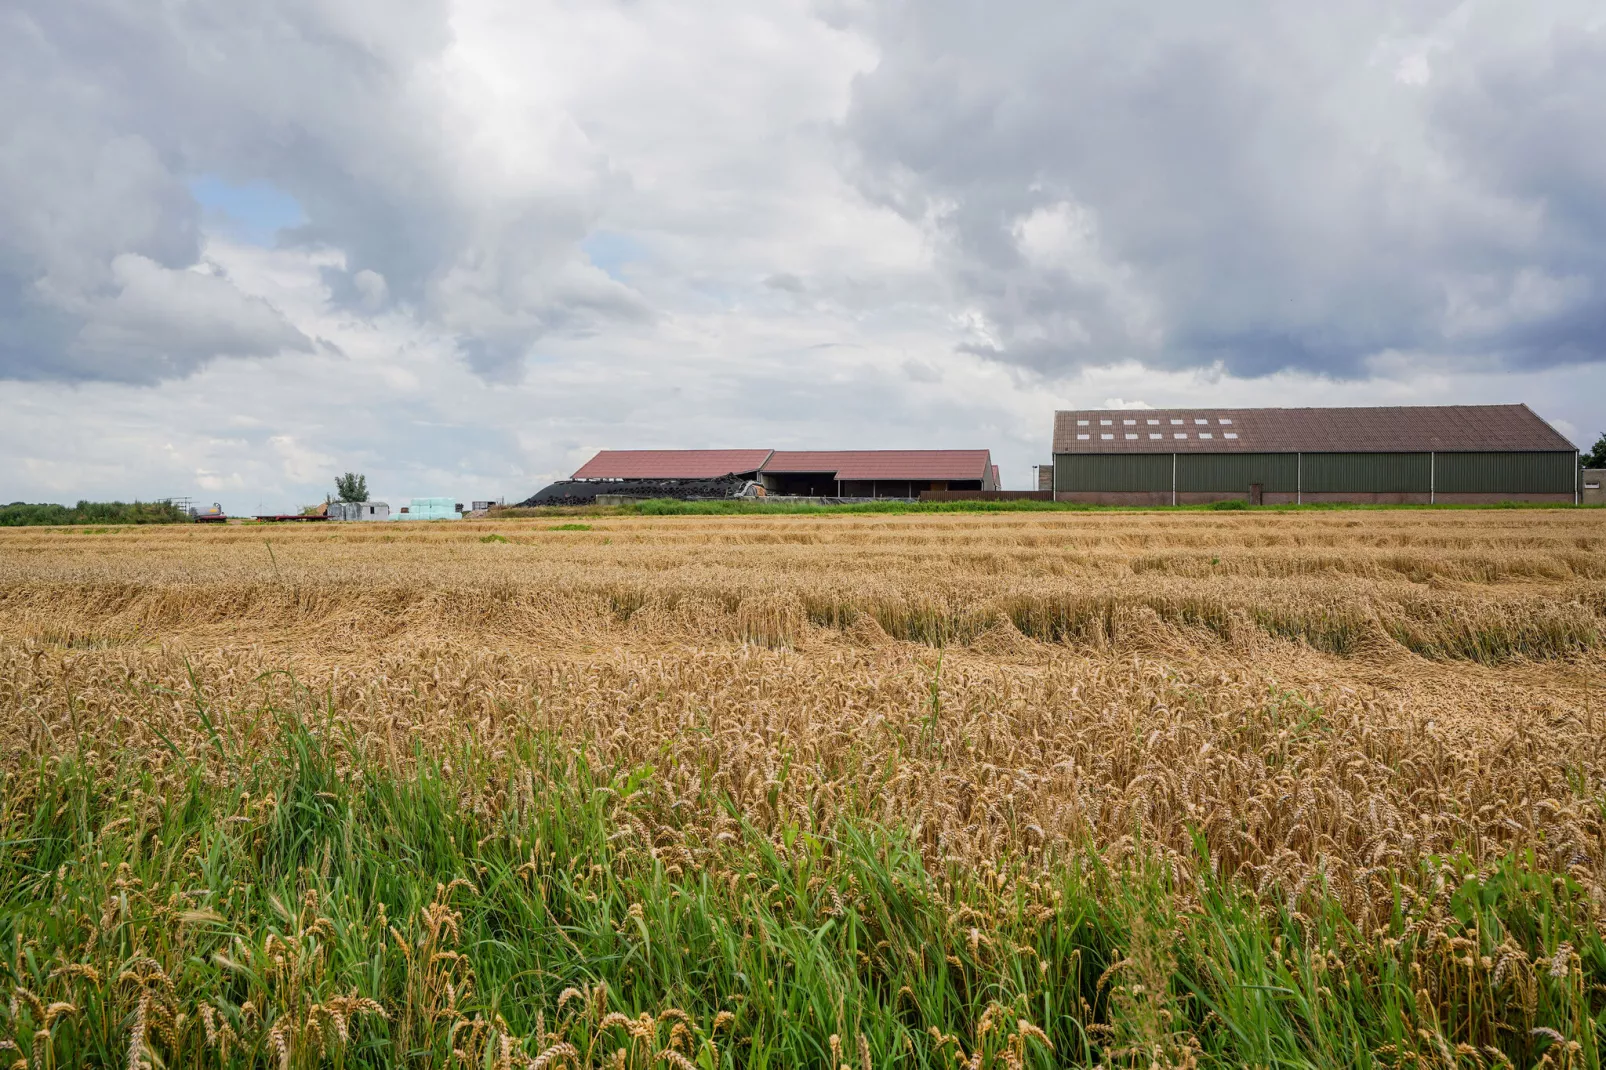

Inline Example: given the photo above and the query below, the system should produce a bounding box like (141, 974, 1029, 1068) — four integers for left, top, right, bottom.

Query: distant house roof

(1052, 405, 1574, 455)
(764, 450, 994, 481)
(573, 449, 773, 479)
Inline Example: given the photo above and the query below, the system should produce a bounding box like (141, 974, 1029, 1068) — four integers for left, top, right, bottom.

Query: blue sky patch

(581, 230, 648, 282)
(189, 175, 306, 245)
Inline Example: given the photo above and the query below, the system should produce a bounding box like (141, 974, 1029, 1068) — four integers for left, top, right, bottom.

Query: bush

(0, 500, 190, 526)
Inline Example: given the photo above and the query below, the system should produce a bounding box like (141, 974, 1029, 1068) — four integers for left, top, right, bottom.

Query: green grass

(487, 499, 1600, 519)
(629, 498, 1600, 516)
(2, 696, 1602, 1068)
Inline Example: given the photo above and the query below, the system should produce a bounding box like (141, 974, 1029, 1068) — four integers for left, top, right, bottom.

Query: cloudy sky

(4, 0, 1604, 510)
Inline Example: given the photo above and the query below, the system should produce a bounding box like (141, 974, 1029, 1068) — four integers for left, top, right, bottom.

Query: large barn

(1050, 404, 1579, 505)
(568, 448, 999, 497)
(572, 450, 774, 481)
(758, 451, 998, 497)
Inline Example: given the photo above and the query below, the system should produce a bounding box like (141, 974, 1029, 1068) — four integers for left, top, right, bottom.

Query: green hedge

(0, 500, 191, 526)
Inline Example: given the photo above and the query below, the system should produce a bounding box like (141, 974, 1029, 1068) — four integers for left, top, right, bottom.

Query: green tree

(335, 472, 369, 502)
(1582, 432, 1606, 469)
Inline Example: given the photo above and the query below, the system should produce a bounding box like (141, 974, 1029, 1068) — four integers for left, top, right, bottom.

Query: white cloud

(353, 269, 388, 309)
(269, 435, 337, 486)
(1395, 53, 1433, 85)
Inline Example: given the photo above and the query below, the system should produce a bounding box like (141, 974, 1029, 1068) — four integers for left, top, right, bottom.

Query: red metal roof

(572, 448, 996, 482)
(572, 449, 773, 479)
(1052, 405, 1574, 454)
(764, 450, 993, 481)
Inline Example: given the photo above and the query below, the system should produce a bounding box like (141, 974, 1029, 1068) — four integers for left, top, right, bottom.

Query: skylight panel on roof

(1171, 419, 1183, 425)
(1224, 432, 1238, 439)
(1219, 418, 1232, 425)
(1100, 419, 1112, 426)
(1101, 433, 1114, 440)
(1194, 418, 1208, 425)
(1123, 418, 1135, 425)
(1199, 432, 1213, 439)
(1147, 419, 1159, 425)
(1125, 433, 1137, 439)
(1076, 433, 1089, 440)
(1077, 419, 1088, 426)
(1174, 432, 1187, 439)
(1149, 433, 1162, 440)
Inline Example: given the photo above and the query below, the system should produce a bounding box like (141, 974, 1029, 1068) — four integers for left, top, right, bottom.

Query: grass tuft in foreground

(3, 687, 1602, 1068)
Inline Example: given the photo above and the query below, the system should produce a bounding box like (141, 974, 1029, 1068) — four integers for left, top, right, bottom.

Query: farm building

(758, 451, 997, 497)
(572, 450, 776, 481)
(563, 448, 998, 498)
(327, 500, 390, 521)
(1051, 404, 1579, 505)
(392, 497, 462, 520)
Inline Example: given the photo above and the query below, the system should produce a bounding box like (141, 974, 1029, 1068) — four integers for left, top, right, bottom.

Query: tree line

(0, 500, 192, 526)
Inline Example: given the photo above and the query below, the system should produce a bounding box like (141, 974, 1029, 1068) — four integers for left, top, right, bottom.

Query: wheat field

(2, 510, 1604, 1068)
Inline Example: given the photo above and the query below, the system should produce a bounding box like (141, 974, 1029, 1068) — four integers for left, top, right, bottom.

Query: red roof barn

(569, 448, 999, 497)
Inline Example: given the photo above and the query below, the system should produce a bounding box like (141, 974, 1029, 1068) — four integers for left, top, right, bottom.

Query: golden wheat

(3, 512, 1603, 903)
(2, 510, 1604, 1067)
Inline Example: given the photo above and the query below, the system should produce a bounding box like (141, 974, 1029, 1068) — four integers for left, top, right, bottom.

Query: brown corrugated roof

(573, 449, 773, 479)
(1052, 405, 1574, 454)
(763, 450, 992, 481)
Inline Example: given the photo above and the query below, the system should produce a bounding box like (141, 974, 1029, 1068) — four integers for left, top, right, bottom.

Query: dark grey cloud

(839, 2, 1606, 378)
(764, 272, 806, 292)
(1428, 25, 1606, 367)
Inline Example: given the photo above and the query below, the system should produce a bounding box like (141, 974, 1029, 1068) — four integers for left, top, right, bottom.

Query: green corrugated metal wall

(1176, 453, 1298, 493)
(1433, 452, 1576, 494)
(1053, 450, 1576, 495)
(1302, 452, 1430, 493)
(1054, 453, 1171, 492)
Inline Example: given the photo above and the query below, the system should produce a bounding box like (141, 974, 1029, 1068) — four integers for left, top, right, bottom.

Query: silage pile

(517, 474, 749, 506)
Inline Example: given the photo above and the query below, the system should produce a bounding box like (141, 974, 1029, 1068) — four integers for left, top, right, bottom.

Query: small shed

(328, 501, 390, 521)
(392, 497, 461, 520)
(1584, 469, 1605, 505)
